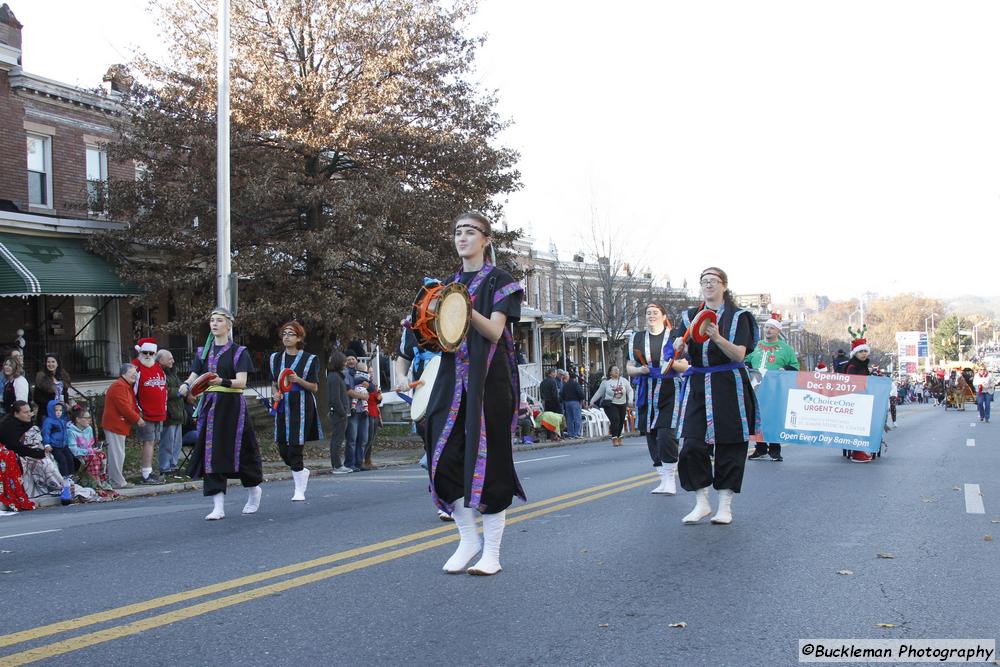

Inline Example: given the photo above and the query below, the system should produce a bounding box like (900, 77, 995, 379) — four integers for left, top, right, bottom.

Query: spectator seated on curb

(18, 423, 65, 499)
(537, 410, 565, 441)
(42, 400, 75, 479)
(66, 408, 116, 499)
(0, 401, 41, 511)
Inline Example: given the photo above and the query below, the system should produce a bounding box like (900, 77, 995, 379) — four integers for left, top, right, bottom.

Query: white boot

(205, 493, 225, 520)
(242, 486, 262, 514)
(651, 464, 677, 495)
(682, 487, 713, 524)
(711, 489, 734, 524)
(468, 511, 506, 576)
(291, 468, 309, 501)
(442, 503, 482, 573)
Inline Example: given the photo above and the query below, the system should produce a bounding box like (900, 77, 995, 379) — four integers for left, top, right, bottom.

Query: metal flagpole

(216, 0, 232, 311)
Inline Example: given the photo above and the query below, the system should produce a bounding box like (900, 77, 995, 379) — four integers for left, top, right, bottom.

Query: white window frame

(86, 144, 109, 216)
(26, 133, 53, 209)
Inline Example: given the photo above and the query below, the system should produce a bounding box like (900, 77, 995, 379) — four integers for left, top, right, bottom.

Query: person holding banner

(421, 212, 525, 575)
(674, 267, 759, 525)
(627, 303, 682, 495)
(747, 314, 799, 462)
(973, 364, 994, 423)
(269, 321, 322, 501)
(843, 330, 874, 462)
(179, 306, 264, 520)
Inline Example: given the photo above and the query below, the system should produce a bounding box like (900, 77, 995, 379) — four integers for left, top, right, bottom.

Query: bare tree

(558, 212, 652, 364)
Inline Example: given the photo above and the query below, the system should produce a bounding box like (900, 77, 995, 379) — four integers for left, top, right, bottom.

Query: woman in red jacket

(101, 364, 144, 488)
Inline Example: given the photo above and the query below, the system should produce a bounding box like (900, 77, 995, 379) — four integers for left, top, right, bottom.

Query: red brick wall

(0, 70, 27, 208)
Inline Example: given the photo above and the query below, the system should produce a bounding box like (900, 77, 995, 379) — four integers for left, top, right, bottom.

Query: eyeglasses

(140, 351, 156, 356)
(700, 278, 722, 287)
(281, 332, 297, 337)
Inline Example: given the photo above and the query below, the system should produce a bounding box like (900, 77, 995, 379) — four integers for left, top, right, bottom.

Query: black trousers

(646, 427, 678, 466)
(328, 416, 348, 469)
(202, 470, 262, 496)
(604, 403, 626, 437)
(678, 438, 749, 493)
(277, 442, 304, 472)
(752, 441, 782, 456)
(51, 447, 78, 477)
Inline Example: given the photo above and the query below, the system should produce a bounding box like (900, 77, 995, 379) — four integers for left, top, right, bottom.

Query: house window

(86, 146, 109, 215)
(557, 283, 564, 316)
(27, 134, 52, 207)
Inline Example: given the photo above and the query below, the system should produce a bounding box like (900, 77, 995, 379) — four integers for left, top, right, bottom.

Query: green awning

(0, 233, 141, 297)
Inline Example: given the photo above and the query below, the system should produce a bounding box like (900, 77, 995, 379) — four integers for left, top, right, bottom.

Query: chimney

(102, 64, 134, 96)
(0, 3, 23, 69)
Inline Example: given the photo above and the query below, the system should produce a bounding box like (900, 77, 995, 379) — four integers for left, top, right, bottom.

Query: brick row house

(0, 4, 142, 385)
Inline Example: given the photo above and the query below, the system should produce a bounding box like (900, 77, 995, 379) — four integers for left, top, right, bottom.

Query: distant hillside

(944, 295, 1000, 318)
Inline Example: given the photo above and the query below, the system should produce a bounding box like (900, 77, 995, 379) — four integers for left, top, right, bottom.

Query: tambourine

(409, 281, 472, 353)
(689, 309, 718, 344)
(189, 372, 219, 397)
(277, 368, 296, 394)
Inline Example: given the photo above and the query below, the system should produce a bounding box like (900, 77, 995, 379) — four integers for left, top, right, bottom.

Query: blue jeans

(565, 401, 583, 438)
(977, 393, 992, 421)
(158, 423, 182, 471)
(345, 412, 369, 469)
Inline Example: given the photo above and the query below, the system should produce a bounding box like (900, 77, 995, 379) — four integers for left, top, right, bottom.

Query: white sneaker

(332, 466, 353, 475)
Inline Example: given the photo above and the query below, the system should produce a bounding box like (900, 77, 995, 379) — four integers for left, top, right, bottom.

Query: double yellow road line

(0, 471, 655, 666)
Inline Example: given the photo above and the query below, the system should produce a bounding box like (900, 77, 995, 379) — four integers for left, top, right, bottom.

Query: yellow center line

(0, 476, 653, 666)
(0, 472, 655, 651)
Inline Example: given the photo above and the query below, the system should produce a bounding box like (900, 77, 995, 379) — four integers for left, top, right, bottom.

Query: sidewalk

(31, 432, 626, 509)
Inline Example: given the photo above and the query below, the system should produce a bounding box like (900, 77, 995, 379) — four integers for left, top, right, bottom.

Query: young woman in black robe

(627, 303, 682, 495)
(269, 320, 322, 501)
(179, 307, 263, 520)
(420, 211, 524, 576)
(674, 267, 759, 525)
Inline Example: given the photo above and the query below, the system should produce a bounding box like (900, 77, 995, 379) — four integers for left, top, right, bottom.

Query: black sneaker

(748, 450, 769, 461)
(140, 474, 162, 485)
(769, 454, 783, 462)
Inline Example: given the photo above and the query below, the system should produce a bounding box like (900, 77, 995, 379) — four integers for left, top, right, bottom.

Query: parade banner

(756, 370, 891, 453)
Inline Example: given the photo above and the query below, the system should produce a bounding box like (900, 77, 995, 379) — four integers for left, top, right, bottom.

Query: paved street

(0, 403, 997, 666)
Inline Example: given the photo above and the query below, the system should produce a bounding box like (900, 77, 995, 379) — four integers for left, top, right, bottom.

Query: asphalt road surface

(0, 403, 997, 666)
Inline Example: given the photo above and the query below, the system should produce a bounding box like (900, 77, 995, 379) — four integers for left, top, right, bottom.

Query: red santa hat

(815, 362, 828, 372)
(848, 325, 870, 358)
(135, 337, 158, 354)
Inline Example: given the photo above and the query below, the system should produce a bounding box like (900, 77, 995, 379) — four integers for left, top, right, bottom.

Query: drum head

(277, 368, 296, 394)
(436, 286, 471, 351)
(410, 355, 440, 421)
(691, 310, 718, 344)
(190, 372, 218, 397)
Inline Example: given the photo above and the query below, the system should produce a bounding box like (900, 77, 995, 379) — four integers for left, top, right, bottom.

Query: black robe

(269, 351, 322, 447)
(422, 264, 525, 514)
(187, 343, 263, 482)
(677, 305, 759, 444)
(629, 328, 680, 433)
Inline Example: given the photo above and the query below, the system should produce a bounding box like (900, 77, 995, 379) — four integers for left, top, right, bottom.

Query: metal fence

(24, 340, 110, 379)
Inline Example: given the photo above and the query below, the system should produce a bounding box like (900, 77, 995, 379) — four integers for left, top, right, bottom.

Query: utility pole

(216, 0, 232, 311)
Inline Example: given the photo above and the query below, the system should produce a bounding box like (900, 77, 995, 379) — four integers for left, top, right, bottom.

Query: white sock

(141, 467, 152, 478)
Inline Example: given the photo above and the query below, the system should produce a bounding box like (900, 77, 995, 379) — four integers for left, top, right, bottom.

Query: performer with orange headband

(674, 267, 759, 525)
(421, 211, 525, 576)
(179, 306, 263, 520)
(270, 320, 322, 502)
(627, 302, 682, 495)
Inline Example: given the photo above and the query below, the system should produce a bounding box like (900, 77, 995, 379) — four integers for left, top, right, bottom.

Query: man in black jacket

(539, 368, 561, 414)
(560, 372, 587, 438)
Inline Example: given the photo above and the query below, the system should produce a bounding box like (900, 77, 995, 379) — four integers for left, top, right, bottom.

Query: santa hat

(134, 337, 158, 354)
(815, 362, 828, 372)
(848, 325, 870, 358)
(764, 312, 782, 332)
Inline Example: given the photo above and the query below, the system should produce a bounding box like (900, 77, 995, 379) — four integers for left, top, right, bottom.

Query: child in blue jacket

(42, 400, 74, 477)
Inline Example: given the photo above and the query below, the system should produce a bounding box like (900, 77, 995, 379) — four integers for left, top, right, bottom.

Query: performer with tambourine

(673, 267, 760, 526)
(626, 303, 683, 495)
(412, 211, 525, 576)
(179, 306, 264, 520)
(269, 321, 322, 502)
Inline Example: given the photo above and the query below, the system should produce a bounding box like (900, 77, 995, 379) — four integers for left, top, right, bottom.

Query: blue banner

(756, 370, 891, 453)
